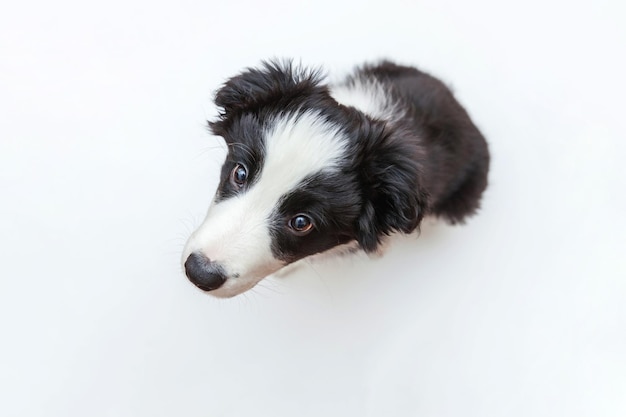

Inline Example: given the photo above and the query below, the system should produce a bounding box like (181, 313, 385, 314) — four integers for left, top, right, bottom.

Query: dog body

(183, 61, 489, 297)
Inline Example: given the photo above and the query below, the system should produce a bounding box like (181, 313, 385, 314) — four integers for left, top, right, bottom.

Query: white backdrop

(1, 1, 625, 416)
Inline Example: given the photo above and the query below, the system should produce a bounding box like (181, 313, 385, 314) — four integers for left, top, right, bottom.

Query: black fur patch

(351, 61, 490, 224)
(270, 172, 361, 263)
(212, 113, 266, 202)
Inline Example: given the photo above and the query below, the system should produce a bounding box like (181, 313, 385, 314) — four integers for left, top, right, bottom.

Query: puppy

(182, 60, 489, 297)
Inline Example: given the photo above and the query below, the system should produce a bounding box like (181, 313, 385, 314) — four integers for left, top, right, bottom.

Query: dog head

(182, 61, 427, 297)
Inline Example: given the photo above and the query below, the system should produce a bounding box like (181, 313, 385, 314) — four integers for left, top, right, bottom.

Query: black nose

(184, 252, 227, 291)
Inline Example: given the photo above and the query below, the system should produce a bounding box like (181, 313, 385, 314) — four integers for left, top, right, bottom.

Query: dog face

(182, 62, 426, 297)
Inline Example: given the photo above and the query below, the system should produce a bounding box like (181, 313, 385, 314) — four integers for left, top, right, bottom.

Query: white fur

(183, 110, 349, 297)
(330, 78, 402, 123)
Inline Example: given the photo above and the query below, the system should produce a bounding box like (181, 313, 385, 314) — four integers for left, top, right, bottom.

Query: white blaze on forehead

(259, 110, 349, 202)
(183, 110, 349, 297)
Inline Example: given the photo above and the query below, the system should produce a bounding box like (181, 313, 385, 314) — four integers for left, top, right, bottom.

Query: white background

(1, 0, 625, 416)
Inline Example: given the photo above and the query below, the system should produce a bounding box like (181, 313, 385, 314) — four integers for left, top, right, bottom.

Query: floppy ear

(212, 60, 323, 115)
(355, 119, 430, 252)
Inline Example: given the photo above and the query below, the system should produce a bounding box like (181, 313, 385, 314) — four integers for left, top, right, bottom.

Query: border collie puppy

(182, 60, 489, 297)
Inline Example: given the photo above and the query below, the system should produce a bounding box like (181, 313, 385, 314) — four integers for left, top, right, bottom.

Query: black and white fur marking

(183, 60, 490, 298)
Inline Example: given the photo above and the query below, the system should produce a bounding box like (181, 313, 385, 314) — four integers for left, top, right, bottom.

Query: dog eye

(230, 164, 248, 187)
(288, 214, 314, 235)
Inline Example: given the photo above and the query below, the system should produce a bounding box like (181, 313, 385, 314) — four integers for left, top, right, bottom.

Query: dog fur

(182, 60, 489, 297)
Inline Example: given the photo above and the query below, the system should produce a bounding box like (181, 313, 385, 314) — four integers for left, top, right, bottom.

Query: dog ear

(354, 118, 429, 252)
(212, 60, 323, 116)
